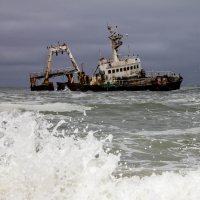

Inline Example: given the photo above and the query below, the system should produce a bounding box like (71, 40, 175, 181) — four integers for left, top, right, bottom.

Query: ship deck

(30, 67, 76, 79)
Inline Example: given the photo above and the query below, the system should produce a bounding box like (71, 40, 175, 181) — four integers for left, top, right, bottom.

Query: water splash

(0, 110, 200, 200)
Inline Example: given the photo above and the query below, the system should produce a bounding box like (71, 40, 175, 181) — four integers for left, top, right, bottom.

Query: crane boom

(49, 43, 80, 72)
(63, 44, 80, 73)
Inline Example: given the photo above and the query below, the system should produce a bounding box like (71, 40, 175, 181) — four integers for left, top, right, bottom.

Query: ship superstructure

(97, 26, 145, 81)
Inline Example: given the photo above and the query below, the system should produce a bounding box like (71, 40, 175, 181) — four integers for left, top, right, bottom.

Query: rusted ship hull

(149, 80, 182, 91)
(57, 77, 183, 92)
(31, 83, 54, 91)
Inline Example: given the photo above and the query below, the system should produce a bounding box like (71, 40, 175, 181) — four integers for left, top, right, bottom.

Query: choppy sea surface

(0, 86, 200, 199)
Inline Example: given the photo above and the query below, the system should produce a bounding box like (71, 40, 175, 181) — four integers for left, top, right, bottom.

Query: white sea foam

(0, 103, 91, 113)
(133, 126, 200, 136)
(0, 110, 200, 200)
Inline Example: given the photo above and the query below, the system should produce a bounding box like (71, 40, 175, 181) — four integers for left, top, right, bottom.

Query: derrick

(30, 43, 80, 91)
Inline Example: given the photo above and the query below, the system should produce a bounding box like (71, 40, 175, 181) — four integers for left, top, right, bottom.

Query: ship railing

(114, 78, 152, 86)
(49, 67, 75, 75)
(146, 71, 180, 78)
(30, 71, 44, 78)
(30, 67, 75, 78)
(98, 55, 139, 63)
(119, 55, 139, 60)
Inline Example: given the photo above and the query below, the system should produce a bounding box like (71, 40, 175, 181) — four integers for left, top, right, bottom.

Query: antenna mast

(126, 34, 131, 56)
(107, 25, 123, 62)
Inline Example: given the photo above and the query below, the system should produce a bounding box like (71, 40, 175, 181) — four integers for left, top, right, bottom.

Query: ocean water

(0, 86, 200, 199)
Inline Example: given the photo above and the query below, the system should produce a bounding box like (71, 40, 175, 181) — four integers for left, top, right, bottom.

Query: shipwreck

(30, 25, 183, 91)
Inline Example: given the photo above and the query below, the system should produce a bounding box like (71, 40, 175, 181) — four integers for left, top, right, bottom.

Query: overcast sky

(0, 0, 200, 87)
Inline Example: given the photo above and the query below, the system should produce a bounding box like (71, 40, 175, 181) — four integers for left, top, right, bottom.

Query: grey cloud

(0, 0, 200, 87)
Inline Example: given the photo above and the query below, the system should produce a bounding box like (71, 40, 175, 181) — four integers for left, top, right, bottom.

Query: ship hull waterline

(30, 84, 54, 91)
(57, 80, 182, 92)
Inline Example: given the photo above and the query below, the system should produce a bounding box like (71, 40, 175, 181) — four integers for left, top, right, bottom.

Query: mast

(107, 25, 123, 62)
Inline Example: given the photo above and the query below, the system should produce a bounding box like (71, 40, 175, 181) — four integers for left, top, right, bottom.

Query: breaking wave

(0, 110, 200, 200)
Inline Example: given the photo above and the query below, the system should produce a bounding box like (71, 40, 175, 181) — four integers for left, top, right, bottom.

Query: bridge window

(112, 69, 115, 73)
(124, 67, 126, 71)
(120, 68, 122, 72)
(127, 67, 129, 70)
(116, 69, 119, 72)
(108, 70, 111, 74)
